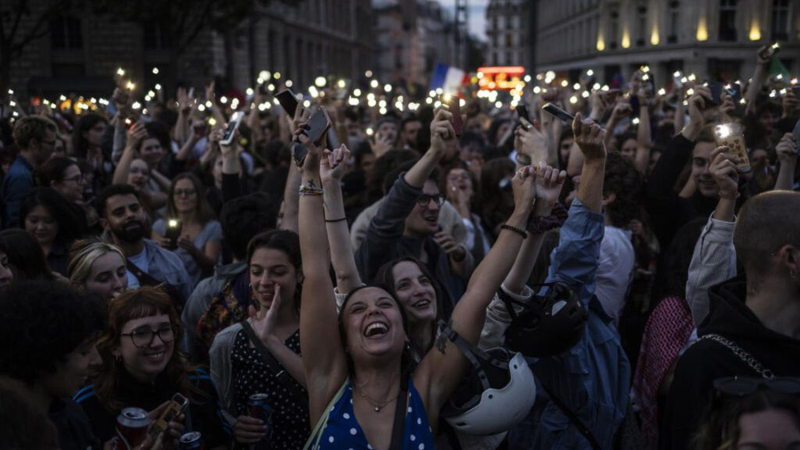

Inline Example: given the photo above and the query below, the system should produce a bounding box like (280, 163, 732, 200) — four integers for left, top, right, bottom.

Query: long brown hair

(92, 286, 206, 413)
(165, 172, 216, 225)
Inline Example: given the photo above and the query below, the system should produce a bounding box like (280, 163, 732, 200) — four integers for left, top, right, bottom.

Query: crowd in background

(0, 42, 799, 450)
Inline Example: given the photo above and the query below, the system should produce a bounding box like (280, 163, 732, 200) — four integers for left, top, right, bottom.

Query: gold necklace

(356, 386, 398, 413)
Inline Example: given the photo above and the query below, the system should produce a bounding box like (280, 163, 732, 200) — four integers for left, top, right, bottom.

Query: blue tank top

(313, 379, 435, 449)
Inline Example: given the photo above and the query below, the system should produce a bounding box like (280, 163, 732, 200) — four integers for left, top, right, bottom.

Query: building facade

(485, 0, 530, 67)
(535, 0, 800, 86)
(7, 0, 373, 98)
(372, 0, 460, 86)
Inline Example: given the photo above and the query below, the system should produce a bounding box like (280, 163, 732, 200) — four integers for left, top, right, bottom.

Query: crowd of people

(0, 42, 799, 450)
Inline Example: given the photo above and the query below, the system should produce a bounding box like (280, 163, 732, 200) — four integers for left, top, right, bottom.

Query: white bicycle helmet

(438, 322, 537, 435)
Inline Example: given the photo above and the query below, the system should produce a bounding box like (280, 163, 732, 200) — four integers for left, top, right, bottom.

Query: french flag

(430, 64, 467, 95)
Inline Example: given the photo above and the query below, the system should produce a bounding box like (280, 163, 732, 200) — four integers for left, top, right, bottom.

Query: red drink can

(247, 393, 272, 447)
(178, 431, 204, 450)
(115, 407, 149, 449)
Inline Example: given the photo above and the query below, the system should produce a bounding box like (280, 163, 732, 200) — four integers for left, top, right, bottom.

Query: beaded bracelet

(299, 186, 323, 196)
(500, 224, 528, 239)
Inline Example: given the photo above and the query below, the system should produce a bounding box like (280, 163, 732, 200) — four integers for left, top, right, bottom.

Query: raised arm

(297, 127, 348, 426)
(775, 132, 798, 191)
(504, 162, 566, 292)
(634, 89, 653, 175)
(279, 106, 310, 233)
(685, 146, 739, 326)
(112, 122, 146, 185)
(320, 144, 362, 295)
(745, 46, 772, 116)
(416, 164, 537, 415)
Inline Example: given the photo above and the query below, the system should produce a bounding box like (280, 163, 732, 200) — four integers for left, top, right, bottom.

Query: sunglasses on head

(714, 377, 800, 397)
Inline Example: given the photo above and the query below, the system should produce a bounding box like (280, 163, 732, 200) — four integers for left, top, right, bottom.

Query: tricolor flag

(430, 64, 467, 95)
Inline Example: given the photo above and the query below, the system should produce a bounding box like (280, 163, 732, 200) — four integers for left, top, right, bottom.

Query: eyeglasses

(174, 188, 197, 197)
(417, 194, 444, 207)
(63, 174, 83, 184)
(714, 377, 800, 396)
(120, 325, 176, 348)
(447, 173, 470, 181)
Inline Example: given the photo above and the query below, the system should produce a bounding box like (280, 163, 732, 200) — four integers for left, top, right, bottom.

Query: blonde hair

(68, 237, 126, 286)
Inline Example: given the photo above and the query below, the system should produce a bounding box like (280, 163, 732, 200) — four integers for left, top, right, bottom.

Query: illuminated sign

(477, 66, 526, 91)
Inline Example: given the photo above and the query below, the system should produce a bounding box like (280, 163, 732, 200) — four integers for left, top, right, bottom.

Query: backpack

(195, 271, 253, 360)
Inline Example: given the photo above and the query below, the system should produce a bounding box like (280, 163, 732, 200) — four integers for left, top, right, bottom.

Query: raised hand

(719, 92, 736, 122)
(572, 113, 607, 161)
(127, 122, 148, 150)
(515, 118, 547, 163)
(219, 128, 240, 156)
(610, 101, 633, 121)
(434, 231, 467, 262)
(687, 86, 716, 127)
(776, 132, 798, 162)
(205, 81, 215, 104)
(371, 131, 392, 157)
(709, 146, 740, 199)
(430, 106, 456, 156)
(532, 161, 567, 204)
(248, 283, 282, 344)
(320, 144, 350, 185)
(510, 166, 537, 214)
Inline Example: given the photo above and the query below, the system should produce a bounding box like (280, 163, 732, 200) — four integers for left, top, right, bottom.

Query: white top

(594, 225, 635, 326)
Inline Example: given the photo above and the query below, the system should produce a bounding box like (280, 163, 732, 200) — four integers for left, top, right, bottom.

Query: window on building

(609, 9, 619, 49)
(719, 0, 738, 42)
(771, 0, 789, 41)
(506, 33, 513, 47)
(143, 22, 171, 50)
(51, 15, 82, 50)
(636, 2, 647, 46)
(668, 0, 680, 43)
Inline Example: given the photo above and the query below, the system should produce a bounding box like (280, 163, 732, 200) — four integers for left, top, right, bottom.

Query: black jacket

(75, 367, 229, 446)
(660, 275, 800, 449)
(49, 398, 102, 450)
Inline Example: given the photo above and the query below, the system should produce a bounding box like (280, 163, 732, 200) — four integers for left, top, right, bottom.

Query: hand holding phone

(276, 89, 299, 117)
(445, 96, 463, 137)
(149, 394, 189, 440)
(516, 105, 532, 128)
(221, 112, 244, 146)
(542, 103, 575, 123)
(291, 107, 331, 166)
(714, 123, 751, 173)
(164, 219, 183, 250)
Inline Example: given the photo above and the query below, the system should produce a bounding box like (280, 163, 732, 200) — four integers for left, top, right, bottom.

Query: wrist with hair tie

(528, 202, 569, 234)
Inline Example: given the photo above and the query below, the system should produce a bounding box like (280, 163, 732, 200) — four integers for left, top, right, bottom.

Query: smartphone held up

(715, 123, 751, 173)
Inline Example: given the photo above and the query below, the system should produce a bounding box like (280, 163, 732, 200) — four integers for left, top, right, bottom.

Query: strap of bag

(539, 381, 601, 450)
(700, 333, 775, 379)
(388, 381, 409, 450)
(304, 381, 349, 450)
(240, 321, 310, 411)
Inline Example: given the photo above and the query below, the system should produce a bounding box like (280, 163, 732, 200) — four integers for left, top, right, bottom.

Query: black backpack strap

(240, 321, 309, 412)
(436, 320, 508, 392)
(388, 380, 409, 450)
(539, 380, 601, 450)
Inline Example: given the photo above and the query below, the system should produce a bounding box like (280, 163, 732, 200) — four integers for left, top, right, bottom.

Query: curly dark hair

(220, 192, 279, 261)
(0, 280, 106, 383)
(604, 152, 643, 228)
(70, 113, 108, 159)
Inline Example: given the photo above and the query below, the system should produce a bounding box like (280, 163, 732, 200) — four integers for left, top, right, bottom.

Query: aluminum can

(178, 431, 204, 450)
(114, 407, 149, 449)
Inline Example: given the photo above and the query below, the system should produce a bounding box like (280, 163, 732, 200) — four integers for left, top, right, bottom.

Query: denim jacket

(484, 199, 631, 449)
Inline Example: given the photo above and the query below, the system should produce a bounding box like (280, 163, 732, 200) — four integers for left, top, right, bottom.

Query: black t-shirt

(75, 367, 229, 447)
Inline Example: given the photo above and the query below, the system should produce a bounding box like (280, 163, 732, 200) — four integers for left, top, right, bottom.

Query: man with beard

(96, 184, 192, 304)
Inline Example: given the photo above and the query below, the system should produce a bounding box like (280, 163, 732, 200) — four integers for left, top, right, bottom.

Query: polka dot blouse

(232, 329, 310, 449)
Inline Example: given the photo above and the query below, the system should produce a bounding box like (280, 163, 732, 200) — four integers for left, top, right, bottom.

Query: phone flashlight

(208, 117, 217, 127)
(126, 81, 135, 91)
(716, 124, 732, 139)
(117, 68, 125, 77)
(338, 79, 346, 89)
(772, 42, 780, 51)
(168, 219, 179, 229)
(366, 127, 374, 136)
